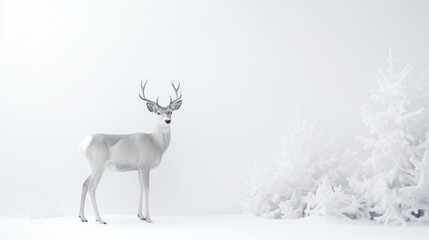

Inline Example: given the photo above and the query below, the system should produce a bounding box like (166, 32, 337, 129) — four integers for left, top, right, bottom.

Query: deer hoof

(138, 214, 146, 221)
(146, 218, 153, 223)
(97, 219, 107, 224)
(79, 216, 88, 222)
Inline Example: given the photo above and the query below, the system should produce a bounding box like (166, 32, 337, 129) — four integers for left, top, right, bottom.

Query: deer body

(81, 128, 170, 172)
(79, 81, 182, 224)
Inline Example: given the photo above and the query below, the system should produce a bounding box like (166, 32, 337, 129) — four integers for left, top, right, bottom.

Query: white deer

(78, 81, 182, 224)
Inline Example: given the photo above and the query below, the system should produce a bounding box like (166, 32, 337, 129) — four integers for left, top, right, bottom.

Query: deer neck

(151, 123, 171, 153)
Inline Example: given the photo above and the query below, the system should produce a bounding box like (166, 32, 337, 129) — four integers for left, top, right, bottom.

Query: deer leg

(88, 168, 106, 224)
(137, 170, 146, 220)
(79, 176, 91, 222)
(140, 168, 152, 223)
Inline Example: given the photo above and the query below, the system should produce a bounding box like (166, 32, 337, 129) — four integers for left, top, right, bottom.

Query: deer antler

(139, 80, 160, 107)
(169, 81, 182, 105)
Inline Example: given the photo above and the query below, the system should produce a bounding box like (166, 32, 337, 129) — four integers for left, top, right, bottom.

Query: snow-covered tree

(352, 49, 429, 225)
(243, 50, 429, 225)
(243, 115, 358, 219)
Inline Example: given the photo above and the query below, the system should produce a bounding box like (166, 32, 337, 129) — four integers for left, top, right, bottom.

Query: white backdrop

(1, 0, 429, 217)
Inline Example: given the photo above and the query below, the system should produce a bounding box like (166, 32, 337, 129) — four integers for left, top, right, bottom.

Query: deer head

(139, 80, 182, 126)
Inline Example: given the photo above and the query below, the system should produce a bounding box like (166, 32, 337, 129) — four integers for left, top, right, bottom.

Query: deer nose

(165, 119, 171, 124)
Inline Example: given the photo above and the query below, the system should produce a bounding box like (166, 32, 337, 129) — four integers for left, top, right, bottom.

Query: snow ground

(1, 215, 429, 240)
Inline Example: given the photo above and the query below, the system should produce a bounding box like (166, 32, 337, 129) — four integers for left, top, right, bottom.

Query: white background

(1, 0, 429, 217)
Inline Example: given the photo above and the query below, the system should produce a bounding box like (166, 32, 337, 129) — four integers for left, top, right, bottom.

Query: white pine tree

(353, 49, 429, 225)
(243, 115, 358, 219)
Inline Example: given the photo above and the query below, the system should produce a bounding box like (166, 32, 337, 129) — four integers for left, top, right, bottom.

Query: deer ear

(146, 102, 158, 112)
(170, 100, 182, 111)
